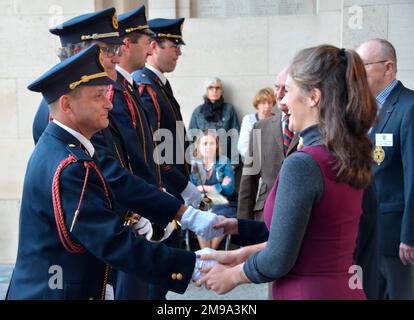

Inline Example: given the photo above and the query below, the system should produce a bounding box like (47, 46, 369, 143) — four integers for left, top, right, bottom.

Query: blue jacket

(133, 67, 191, 186)
(31, 73, 183, 227)
(106, 71, 188, 195)
(370, 81, 414, 255)
(189, 102, 240, 133)
(190, 155, 235, 197)
(6, 122, 195, 300)
(189, 102, 240, 164)
(32, 98, 49, 145)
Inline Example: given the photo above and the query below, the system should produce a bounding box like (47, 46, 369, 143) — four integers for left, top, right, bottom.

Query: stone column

(148, 0, 176, 19)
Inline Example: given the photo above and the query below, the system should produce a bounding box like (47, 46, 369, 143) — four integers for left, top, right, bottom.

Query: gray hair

(371, 38, 398, 72)
(56, 41, 92, 61)
(203, 77, 222, 97)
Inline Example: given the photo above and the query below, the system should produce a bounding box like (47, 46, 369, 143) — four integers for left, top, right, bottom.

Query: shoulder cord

(51, 153, 112, 299)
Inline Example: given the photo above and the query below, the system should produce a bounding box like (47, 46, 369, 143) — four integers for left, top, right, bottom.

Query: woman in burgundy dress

(196, 44, 377, 300)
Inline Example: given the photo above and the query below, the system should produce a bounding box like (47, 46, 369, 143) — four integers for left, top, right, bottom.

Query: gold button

(171, 273, 177, 280)
(68, 144, 76, 148)
(176, 273, 183, 281)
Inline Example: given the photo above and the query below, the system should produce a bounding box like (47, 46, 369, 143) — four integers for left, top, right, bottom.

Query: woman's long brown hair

(290, 45, 377, 189)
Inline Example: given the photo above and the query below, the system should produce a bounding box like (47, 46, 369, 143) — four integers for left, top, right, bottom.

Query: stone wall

(0, 0, 413, 263)
(0, 0, 95, 263)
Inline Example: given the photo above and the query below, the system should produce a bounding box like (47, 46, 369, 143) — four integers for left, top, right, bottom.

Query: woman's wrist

(232, 263, 250, 286)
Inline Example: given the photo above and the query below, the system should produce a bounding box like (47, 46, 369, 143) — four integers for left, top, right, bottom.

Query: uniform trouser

(378, 255, 414, 300)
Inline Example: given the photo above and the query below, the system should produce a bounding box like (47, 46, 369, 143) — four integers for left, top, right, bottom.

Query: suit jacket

(133, 68, 191, 185)
(354, 181, 379, 299)
(237, 111, 298, 220)
(370, 81, 414, 255)
(6, 123, 195, 300)
(32, 98, 49, 145)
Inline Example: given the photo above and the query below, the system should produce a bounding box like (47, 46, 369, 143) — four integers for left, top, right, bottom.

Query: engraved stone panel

(191, 0, 316, 18)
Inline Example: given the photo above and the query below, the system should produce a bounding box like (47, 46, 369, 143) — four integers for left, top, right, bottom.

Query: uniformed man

(32, 7, 124, 145)
(98, 5, 201, 299)
(30, 7, 221, 245)
(132, 17, 199, 300)
(133, 18, 190, 184)
(7, 45, 212, 300)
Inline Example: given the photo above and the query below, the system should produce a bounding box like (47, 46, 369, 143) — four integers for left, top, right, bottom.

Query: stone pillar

(148, 0, 176, 19)
(177, 0, 191, 18)
(0, 0, 95, 263)
(95, 0, 148, 15)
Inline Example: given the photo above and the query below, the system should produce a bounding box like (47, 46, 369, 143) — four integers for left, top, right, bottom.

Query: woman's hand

(222, 177, 231, 186)
(214, 217, 238, 235)
(196, 264, 249, 295)
(198, 248, 243, 267)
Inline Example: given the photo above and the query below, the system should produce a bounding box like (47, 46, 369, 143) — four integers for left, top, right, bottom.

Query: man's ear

(59, 94, 72, 115)
(309, 88, 321, 108)
(123, 37, 131, 49)
(149, 40, 158, 51)
(385, 60, 396, 75)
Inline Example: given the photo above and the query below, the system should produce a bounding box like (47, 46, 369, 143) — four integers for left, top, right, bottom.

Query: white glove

(133, 216, 153, 241)
(192, 248, 218, 282)
(149, 221, 176, 243)
(181, 182, 202, 208)
(180, 207, 224, 241)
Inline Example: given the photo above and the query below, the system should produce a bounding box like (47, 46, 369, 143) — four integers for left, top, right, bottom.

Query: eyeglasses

(208, 86, 222, 91)
(363, 60, 388, 67)
(162, 43, 182, 52)
(100, 45, 123, 57)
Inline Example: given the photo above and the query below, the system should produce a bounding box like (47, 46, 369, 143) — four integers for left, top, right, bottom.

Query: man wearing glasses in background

(357, 39, 414, 300)
(32, 7, 124, 144)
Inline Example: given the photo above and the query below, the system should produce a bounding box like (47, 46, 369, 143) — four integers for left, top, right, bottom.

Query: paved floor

(1, 264, 268, 300)
(0, 264, 13, 300)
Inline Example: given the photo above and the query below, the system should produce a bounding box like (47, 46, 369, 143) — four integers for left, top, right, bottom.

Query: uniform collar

(52, 119, 95, 157)
(116, 65, 134, 85)
(145, 63, 167, 85)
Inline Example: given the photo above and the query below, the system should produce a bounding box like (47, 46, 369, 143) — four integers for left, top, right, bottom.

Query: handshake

(190, 240, 248, 296)
(133, 207, 238, 242)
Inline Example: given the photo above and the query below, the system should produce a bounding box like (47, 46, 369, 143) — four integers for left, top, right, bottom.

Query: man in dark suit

(132, 17, 200, 300)
(357, 38, 414, 299)
(31, 7, 214, 244)
(133, 18, 190, 184)
(237, 68, 299, 221)
(102, 6, 203, 300)
(7, 45, 201, 300)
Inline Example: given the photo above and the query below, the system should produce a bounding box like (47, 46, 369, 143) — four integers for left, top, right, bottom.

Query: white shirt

(53, 119, 95, 157)
(238, 113, 258, 158)
(145, 63, 167, 85)
(116, 65, 134, 85)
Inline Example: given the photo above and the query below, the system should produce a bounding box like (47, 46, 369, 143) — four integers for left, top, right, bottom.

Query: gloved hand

(149, 221, 176, 243)
(180, 207, 224, 241)
(132, 216, 153, 241)
(192, 248, 218, 282)
(181, 182, 202, 208)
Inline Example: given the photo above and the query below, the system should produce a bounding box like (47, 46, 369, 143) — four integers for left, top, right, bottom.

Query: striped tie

(283, 114, 294, 156)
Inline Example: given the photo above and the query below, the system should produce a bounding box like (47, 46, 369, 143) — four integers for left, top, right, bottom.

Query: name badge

(376, 133, 393, 147)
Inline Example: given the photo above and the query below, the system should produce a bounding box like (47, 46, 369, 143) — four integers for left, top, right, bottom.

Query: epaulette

(65, 144, 93, 162)
(135, 71, 152, 85)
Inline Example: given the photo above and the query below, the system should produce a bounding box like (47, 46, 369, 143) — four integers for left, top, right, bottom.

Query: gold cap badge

(112, 14, 118, 30)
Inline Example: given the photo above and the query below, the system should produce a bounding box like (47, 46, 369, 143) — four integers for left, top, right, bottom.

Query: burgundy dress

(263, 145, 366, 300)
